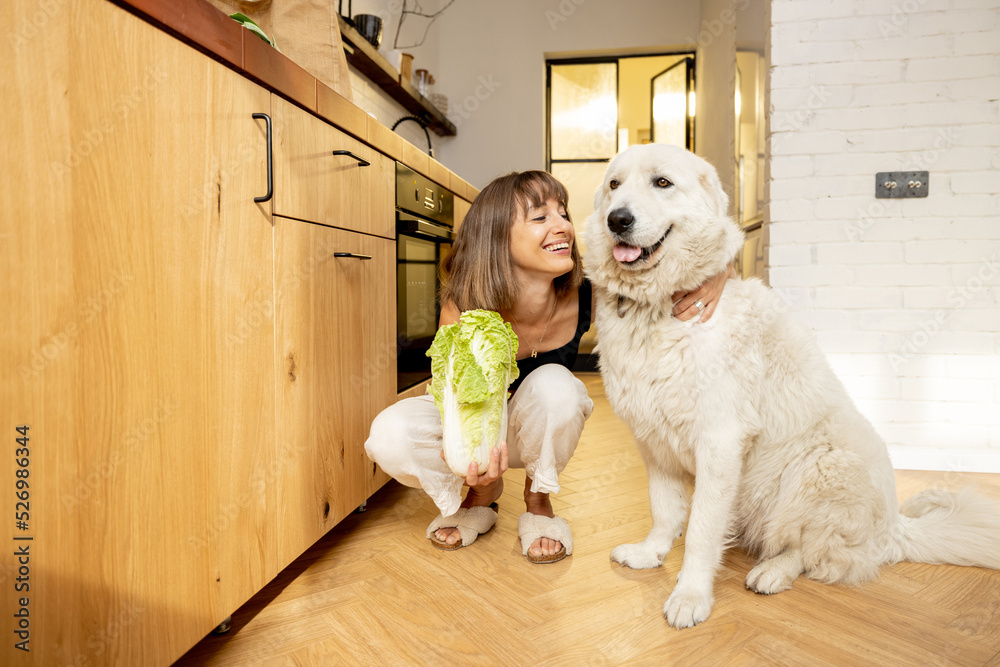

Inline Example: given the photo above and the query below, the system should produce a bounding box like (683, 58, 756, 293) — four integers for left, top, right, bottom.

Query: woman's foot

(524, 481, 562, 559)
(434, 478, 503, 546)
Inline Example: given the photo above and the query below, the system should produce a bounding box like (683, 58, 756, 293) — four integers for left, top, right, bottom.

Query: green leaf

(228, 13, 279, 51)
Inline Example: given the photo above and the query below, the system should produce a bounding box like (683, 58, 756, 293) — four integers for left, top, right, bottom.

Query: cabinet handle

(252, 113, 273, 203)
(331, 150, 371, 167)
(333, 252, 372, 260)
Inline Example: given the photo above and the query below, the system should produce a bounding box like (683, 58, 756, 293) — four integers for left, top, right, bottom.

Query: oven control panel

(395, 163, 454, 228)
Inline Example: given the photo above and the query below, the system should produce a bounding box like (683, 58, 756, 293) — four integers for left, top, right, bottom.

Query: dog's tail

(889, 487, 1000, 569)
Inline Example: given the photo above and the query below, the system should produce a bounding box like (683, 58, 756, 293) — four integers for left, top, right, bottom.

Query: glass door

(650, 57, 695, 150)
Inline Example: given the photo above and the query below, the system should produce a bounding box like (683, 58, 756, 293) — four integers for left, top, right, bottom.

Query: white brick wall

(767, 0, 1000, 471)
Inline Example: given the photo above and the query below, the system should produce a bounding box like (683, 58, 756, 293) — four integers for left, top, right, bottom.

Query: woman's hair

(440, 170, 584, 312)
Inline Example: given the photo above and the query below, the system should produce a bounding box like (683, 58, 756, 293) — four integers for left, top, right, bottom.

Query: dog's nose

(607, 208, 634, 235)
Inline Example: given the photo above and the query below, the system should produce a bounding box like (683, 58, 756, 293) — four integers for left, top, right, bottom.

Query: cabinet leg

(212, 615, 233, 634)
(355, 502, 367, 513)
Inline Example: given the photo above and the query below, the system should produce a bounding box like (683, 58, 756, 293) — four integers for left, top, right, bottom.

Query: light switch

(876, 171, 928, 198)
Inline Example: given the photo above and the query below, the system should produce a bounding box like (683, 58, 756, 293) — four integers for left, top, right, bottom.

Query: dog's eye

(655, 177, 673, 188)
(609, 180, 619, 190)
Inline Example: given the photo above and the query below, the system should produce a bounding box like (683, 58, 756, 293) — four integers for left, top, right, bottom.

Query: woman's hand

(441, 441, 509, 487)
(671, 262, 735, 323)
(464, 441, 508, 488)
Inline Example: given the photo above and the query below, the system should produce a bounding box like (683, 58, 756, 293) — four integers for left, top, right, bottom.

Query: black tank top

(508, 279, 592, 394)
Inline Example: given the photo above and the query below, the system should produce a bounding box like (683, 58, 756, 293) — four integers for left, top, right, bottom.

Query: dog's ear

(697, 162, 729, 219)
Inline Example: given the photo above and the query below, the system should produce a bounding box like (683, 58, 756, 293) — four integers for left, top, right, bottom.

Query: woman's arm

(671, 261, 735, 323)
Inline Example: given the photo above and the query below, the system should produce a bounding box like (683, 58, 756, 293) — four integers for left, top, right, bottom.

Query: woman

(365, 170, 729, 563)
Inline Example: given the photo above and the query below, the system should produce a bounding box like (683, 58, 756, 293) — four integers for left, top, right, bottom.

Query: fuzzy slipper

(427, 503, 499, 550)
(517, 512, 573, 564)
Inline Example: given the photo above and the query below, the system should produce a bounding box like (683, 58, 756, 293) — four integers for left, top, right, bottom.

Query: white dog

(583, 143, 1000, 629)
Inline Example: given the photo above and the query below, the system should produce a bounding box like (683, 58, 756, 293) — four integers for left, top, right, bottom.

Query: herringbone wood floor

(176, 374, 1000, 666)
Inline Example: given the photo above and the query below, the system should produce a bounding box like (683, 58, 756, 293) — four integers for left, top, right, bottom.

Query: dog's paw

(746, 562, 795, 595)
(610, 543, 666, 570)
(663, 585, 714, 629)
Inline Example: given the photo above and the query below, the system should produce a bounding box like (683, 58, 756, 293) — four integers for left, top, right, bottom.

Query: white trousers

(365, 364, 594, 517)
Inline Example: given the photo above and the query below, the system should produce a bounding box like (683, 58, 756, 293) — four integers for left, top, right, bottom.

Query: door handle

(252, 113, 273, 203)
(333, 252, 372, 260)
(332, 150, 371, 167)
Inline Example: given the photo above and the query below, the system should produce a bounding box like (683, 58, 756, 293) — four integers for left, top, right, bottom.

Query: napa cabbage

(427, 309, 519, 476)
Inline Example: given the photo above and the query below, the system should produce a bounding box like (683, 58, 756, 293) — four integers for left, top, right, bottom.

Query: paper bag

(206, 0, 353, 102)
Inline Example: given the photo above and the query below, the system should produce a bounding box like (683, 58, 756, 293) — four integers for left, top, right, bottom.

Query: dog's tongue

(613, 244, 642, 263)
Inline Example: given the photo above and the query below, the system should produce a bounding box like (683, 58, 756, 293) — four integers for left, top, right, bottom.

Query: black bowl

(353, 14, 383, 49)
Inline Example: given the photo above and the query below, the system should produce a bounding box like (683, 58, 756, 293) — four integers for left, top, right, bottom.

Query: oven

(395, 163, 455, 392)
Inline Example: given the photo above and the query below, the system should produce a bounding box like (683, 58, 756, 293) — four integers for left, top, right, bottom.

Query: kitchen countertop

(110, 0, 478, 202)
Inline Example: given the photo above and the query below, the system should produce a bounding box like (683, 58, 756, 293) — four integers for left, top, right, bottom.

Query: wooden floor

(176, 374, 1000, 666)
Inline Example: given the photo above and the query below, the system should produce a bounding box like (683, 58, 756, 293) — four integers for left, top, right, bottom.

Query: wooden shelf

(337, 16, 456, 137)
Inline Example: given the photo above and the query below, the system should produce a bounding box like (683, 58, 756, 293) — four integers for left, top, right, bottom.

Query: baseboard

(888, 446, 1000, 474)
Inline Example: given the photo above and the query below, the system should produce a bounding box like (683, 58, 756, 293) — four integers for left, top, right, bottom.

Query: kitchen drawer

(272, 95, 394, 239)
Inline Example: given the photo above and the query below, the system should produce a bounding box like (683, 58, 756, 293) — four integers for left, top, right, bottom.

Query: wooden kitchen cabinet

(268, 94, 396, 570)
(3, 0, 422, 662)
(2, 1, 276, 664)
(270, 88, 395, 569)
(273, 218, 394, 567)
